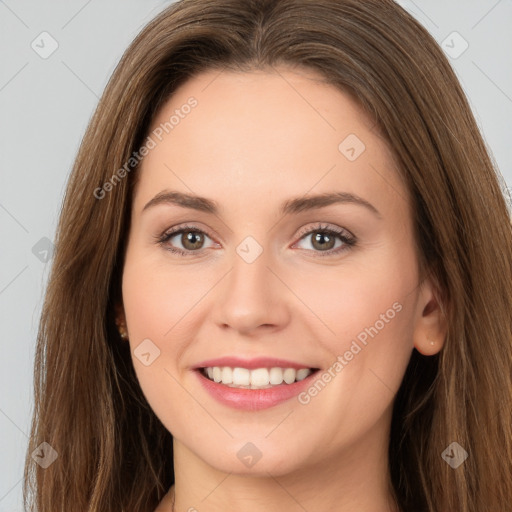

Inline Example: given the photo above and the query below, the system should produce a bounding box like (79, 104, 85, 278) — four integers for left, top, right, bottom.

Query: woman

(23, 1, 512, 511)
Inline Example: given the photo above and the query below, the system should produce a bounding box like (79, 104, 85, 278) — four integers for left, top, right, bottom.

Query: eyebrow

(142, 190, 382, 218)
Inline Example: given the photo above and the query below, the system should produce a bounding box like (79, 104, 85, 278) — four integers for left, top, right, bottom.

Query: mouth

(194, 363, 322, 410)
(196, 366, 321, 390)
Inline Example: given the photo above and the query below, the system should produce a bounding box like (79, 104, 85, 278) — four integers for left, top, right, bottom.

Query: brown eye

(156, 225, 215, 255)
(180, 230, 205, 250)
(294, 223, 356, 257)
(310, 231, 337, 251)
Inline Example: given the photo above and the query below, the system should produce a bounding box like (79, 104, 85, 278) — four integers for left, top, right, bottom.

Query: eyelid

(157, 223, 218, 247)
(294, 222, 354, 241)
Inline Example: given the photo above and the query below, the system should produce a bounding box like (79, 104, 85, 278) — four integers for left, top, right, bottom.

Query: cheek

(120, 257, 218, 401)
(293, 252, 415, 342)
(289, 253, 417, 442)
(120, 259, 184, 387)
(121, 257, 209, 342)
(290, 245, 417, 388)
(122, 267, 169, 342)
(121, 259, 201, 429)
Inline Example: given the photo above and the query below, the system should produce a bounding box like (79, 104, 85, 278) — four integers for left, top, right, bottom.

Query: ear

(114, 300, 129, 341)
(114, 301, 126, 326)
(412, 273, 447, 356)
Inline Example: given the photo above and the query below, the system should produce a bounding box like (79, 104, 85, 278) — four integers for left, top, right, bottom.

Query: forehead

(134, 67, 408, 219)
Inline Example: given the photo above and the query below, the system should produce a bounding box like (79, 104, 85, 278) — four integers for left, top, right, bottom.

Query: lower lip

(194, 369, 319, 411)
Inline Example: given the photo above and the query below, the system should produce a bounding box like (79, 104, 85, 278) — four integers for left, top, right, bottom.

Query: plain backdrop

(0, 1, 511, 509)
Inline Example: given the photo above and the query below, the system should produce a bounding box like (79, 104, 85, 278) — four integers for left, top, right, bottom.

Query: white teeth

(232, 367, 250, 386)
(296, 368, 311, 381)
(283, 368, 296, 384)
(202, 366, 314, 388)
(269, 367, 284, 385)
(250, 368, 269, 387)
(221, 367, 233, 384)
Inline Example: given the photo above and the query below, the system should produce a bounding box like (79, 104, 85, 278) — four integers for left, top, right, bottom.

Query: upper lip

(191, 356, 319, 371)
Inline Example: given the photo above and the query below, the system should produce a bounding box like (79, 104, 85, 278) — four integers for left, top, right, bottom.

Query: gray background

(1, 1, 511, 509)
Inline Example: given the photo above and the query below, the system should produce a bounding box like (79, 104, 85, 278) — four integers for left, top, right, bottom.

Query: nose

(214, 246, 290, 335)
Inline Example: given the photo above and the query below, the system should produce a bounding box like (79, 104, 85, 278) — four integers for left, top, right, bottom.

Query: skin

(117, 65, 447, 512)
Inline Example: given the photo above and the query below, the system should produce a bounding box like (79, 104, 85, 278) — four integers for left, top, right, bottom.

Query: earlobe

(415, 332, 443, 356)
(114, 302, 129, 341)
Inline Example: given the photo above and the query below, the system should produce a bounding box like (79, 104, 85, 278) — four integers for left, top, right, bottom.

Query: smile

(194, 366, 321, 411)
(201, 366, 315, 389)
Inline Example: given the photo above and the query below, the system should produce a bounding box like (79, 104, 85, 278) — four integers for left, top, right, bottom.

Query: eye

(293, 223, 356, 257)
(155, 222, 357, 257)
(155, 224, 216, 255)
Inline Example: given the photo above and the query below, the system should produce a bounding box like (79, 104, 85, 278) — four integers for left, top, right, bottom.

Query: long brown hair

(23, 1, 512, 510)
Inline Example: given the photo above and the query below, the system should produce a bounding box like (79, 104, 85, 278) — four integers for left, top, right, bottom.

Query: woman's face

(120, 66, 444, 477)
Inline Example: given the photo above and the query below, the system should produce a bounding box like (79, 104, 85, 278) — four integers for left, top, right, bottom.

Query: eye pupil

(312, 231, 335, 250)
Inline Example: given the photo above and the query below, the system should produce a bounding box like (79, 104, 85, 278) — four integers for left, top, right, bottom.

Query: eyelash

(154, 222, 357, 258)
